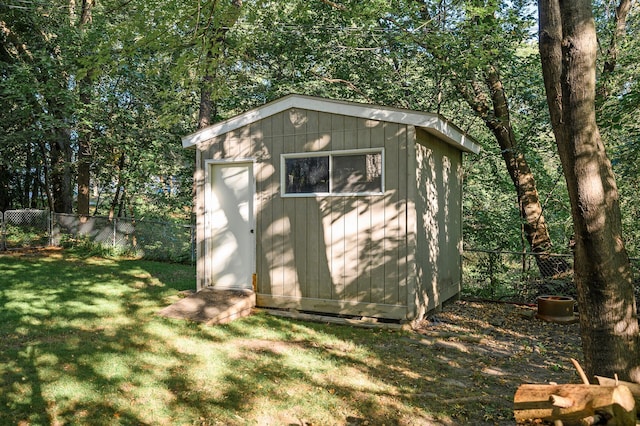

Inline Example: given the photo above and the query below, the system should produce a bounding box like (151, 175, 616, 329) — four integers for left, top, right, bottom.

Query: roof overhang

(181, 94, 481, 154)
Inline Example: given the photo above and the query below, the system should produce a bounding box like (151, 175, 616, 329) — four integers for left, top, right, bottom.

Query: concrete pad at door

(158, 288, 256, 325)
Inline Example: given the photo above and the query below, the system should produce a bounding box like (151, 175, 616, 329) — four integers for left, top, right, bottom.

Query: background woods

(4, 0, 638, 253)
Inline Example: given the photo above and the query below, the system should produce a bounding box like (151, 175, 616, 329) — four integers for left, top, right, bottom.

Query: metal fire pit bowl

(535, 295, 578, 324)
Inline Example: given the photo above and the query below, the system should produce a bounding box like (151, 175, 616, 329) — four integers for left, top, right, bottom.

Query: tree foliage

(0, 0, 194, 219)
(0, 0, 638, 258)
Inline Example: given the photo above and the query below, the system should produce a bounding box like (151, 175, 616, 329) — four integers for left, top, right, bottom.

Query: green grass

(0, 250, 508, 425)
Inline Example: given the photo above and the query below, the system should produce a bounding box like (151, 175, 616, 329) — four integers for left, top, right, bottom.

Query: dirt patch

(417, 299, 583, 381)
(0, 247, 64, 257)
(406, 299, 583, 423)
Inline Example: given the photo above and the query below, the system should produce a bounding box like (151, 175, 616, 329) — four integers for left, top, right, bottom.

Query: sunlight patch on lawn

(4, 295, 54, 317)
(144, 319, 188, 340)
(90, 353, 133, 380)
(324, 365, 391, 393)
(83, 257, 118, 266)
(43, 375, 100, 406)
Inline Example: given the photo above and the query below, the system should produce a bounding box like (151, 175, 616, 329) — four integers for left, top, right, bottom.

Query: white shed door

(207, 162, 254, 290)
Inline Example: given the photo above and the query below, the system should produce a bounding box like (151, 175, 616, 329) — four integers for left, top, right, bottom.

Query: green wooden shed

(182, 94, 480, 322)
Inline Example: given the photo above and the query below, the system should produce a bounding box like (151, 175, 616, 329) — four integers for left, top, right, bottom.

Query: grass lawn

(0, 249, 517, 425)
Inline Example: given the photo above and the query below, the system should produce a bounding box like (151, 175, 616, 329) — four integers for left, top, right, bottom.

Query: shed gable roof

(181, 94, 481, 154)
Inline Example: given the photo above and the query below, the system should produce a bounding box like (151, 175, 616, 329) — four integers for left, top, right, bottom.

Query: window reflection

(283, 150, 383, 195)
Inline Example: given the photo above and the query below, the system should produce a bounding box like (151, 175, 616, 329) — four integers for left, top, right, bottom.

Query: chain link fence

(462, 248, 640, 303)
(1, 210, 195, 264)
(5, 210, 640, 297)
(0, 209, 50, 250)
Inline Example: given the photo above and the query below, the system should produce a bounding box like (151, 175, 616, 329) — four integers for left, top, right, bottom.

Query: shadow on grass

(0, 251, 578, 425)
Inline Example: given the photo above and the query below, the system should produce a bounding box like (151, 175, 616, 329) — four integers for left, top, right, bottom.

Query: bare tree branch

(309, 69, 374, 103)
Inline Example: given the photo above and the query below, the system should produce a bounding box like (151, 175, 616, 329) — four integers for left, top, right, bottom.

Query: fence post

(1, 211, 4, 251)
(113, 218, 117, 250)
(488, 251, 495, 298)
(49, 211, 53, 247)
(191, 224, 196, 265)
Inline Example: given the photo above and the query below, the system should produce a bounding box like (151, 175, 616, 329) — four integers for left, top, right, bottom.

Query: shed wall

(195, 108, 413, 318)
(413, 129, 464, 318)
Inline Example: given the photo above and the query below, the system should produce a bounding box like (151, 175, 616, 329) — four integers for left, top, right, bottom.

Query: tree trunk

(77, 74, 92, 215)
(597, 0, 632, 101)
(0, 164, 10, 212)
(76, 0, 94, 216)
(108, 153, 126, 221)
(38, 141, 55, 213)
(23, 144, 33, 208)
(51, 127, 73, 214)
(196, 0, 242, 130)
(538, 0, 640, 382)
(77, 134, 91, 215)
(485, 67, 568, 276)
(198, 73, 215, 130)
(31, 164, 41, 208)
(460, 68, 569, 277)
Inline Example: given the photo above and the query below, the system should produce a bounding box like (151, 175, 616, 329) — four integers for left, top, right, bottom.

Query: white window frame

(281, 148, 385, 197)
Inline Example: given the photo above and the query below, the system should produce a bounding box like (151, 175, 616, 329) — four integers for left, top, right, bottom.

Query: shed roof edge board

(181, 94, 481, 154)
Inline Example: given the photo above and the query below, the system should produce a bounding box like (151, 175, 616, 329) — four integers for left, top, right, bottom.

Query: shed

(182, 94, 480, 322)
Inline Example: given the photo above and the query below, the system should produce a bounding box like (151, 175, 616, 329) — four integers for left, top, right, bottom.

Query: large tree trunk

(538, 0, 640, 382)
(44, 98, 74, 212)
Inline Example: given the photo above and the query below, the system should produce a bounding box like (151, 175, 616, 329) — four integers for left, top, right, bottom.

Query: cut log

(596, 375, 640, 408)
(514, 384, 636, 425)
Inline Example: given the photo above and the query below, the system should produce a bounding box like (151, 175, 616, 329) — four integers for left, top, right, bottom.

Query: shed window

(284, 156, 329, 194)
(282, 149, 384, 196)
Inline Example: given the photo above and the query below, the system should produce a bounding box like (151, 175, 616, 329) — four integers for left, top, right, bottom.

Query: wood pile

(514, 359, 639, 425)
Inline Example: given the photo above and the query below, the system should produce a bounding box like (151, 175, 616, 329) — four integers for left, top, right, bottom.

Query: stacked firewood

(514, 359, 640, 425)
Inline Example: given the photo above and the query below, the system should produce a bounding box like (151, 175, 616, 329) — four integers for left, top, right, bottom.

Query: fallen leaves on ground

(407, 300, 583, 424)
